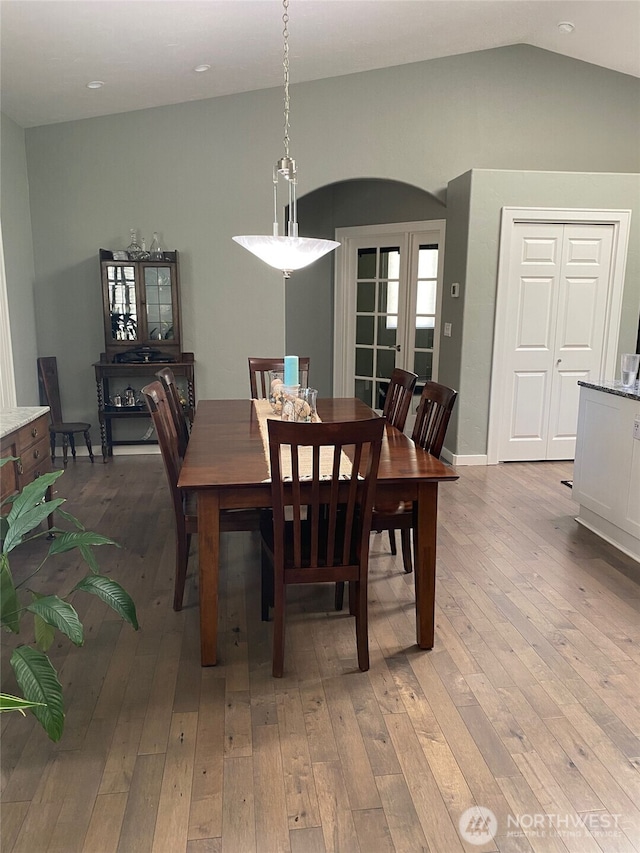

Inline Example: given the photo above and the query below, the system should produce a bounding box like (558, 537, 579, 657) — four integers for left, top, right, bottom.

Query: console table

(94, 354, 195, 461)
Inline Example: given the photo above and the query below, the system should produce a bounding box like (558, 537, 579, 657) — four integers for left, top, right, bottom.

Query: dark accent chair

(37, 356, 94, 465)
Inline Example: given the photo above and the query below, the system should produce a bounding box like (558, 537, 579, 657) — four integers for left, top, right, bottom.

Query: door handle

(556, 358, 562, 365)
(388, 345, 401, 352)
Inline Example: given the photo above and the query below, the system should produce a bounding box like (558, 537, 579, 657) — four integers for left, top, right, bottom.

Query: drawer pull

(33, 449, 40, 460)
(31, 427, 38, 438)
(17, 462, 24, 475)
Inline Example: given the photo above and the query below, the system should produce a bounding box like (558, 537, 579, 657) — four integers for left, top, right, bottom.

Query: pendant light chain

(282, 0, 291, 160)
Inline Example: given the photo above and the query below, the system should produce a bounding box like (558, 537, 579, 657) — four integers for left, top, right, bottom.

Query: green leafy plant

(0, 461, 138, 741)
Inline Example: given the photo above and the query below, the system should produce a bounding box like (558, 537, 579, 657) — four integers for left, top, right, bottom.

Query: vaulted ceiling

(1, 0, 638, 128)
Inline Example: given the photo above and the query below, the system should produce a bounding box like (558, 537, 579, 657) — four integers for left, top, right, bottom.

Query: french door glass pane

(379, 281, 398, 313)
(355, 347, 373, 376)
(414, 350, 433, 380)
(356, 315, 374, 345)
(380, 247, 400, 278)
(418, 246, 438, 278)
(357, 280, 375, 312)
(417, 280, 436, 315)
(357, 248, 376, 278)
(355, 378, 372, 407)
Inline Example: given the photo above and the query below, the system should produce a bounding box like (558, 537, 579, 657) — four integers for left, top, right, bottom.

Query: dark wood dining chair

(248, 357, 310, 399)
(142, 380, 260, 611)
(260, 416, 384, 677)
(155, 366, 190, 459)
(373, 367, 418, 562)
(372, 380, 457, 574)
(37, 356, 94, 465)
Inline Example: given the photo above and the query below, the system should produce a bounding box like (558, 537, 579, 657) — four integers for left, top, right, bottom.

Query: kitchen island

(572, 381, 640, 563)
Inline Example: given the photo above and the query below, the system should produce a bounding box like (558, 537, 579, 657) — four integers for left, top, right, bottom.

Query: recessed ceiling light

(557, 21, 575, 34)
(86, 80, 104, 89)
(194, 64, 211, 73)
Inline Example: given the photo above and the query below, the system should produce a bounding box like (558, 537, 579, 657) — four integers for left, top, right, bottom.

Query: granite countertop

(0, 406, 50, 440)
(578, 380, 640, 401)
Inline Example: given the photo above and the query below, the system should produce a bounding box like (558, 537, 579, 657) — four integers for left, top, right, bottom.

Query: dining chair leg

(272, 580, 286, 678)
(260, 544, 273, 621)
(388, 529, 397, 555)
(173, 527, 189, 612)
(68, 433, 77, 458)
(83, 429, 95, 462)
(354, 581, 369, 672)
(49, 431, 56, 464)
(400, 529, 413, 573)
(334, 581, 345, 611)
(62, 434, 69, 466)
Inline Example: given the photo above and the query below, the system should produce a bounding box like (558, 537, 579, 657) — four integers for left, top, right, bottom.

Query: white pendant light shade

(232, 235, 340, 274)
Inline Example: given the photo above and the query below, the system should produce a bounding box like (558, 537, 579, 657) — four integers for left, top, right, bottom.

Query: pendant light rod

(233, 0, 339, 277)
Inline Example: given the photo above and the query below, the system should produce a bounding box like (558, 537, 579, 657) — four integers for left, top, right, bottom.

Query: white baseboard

(64, 445, 160, 458)
(441, 449, 489, 466)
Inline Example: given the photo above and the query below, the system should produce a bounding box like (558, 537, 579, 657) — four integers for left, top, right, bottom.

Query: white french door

(333, 221, 445, 426)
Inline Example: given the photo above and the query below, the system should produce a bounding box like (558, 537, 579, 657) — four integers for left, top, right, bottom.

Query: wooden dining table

(178, 397, 459, 666)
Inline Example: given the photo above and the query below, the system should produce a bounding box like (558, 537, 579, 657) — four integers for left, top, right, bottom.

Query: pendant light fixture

(233, 0, 339, 278)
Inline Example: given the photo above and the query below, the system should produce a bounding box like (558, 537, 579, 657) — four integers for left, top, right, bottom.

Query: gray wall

(3, 44, 640, 449)
(1, 113, 39, 404)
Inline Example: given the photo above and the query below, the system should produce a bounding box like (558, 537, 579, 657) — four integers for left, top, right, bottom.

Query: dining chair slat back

(156, 366, 190, 459)
(382, 368, 418, 431)
(248, 357, 310, 399)
(261, 417, 384, 677)
(368, 380, 457, 577)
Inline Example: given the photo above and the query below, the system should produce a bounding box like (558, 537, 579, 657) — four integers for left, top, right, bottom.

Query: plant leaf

(0, 553, 20, 633)
(73, 575, 138, 630)
(11, 646, 64, 741)
(27, 595, 84, 647)
(0, 692, 45, 712)
(33, 612, 56, 652)
(3, 471, 66, 554)
(0, 456, 18, 468)
(6, 470, 64, 524)
(54, 507, 85, 530)
(49, 531, 118, 574)
(48, 530, 118, 554)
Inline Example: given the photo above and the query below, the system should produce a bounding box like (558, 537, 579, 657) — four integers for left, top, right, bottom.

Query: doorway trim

(487, 207, 631, 465)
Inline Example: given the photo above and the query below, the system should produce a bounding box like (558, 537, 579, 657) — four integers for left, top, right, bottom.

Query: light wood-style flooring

(2, 455, 639, 853)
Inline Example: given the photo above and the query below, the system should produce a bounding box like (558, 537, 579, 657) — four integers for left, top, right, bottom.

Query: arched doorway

(286, 178, 445, 397)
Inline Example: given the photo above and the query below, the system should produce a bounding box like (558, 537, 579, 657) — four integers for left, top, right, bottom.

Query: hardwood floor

(2, 455, 639, 853)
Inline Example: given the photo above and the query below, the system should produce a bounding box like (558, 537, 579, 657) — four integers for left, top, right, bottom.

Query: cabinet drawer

(18, 434, 51, 482)
(1, 443, 19, 504)
(16, 414, 50, 453)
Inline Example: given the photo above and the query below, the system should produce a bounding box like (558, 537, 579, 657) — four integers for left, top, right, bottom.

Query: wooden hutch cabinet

(94, 249, 195, 460)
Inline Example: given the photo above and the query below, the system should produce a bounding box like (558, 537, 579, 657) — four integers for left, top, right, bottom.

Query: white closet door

(499, 222, 614, 461)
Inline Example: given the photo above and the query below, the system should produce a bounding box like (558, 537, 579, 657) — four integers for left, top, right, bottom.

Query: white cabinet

(572, 382, 640, 562)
